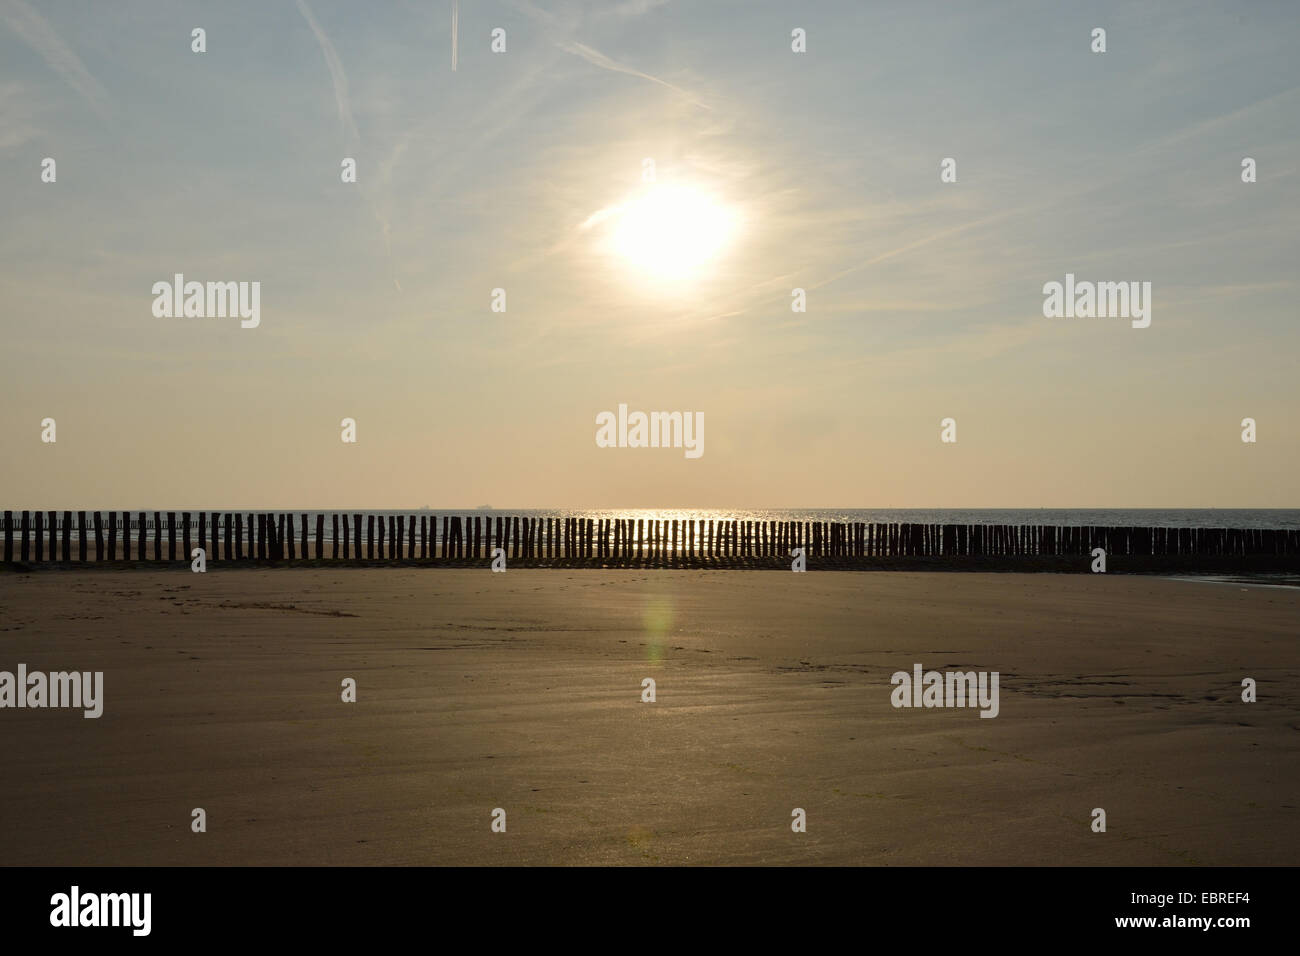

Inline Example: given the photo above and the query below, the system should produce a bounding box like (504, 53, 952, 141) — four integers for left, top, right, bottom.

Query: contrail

(0, 0, 111, 120)
(561, 40, 709, 110)
(451, 0, 458, 71)
(294, 0, 358, 145)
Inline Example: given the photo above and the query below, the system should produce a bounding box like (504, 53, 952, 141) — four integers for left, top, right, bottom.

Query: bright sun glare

(606, 184, 738, 281)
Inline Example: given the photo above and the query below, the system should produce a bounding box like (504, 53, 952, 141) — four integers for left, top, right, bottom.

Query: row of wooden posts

(3, 511, 1298, 563)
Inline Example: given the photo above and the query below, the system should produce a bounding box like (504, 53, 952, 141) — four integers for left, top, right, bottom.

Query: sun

(605, 183, 738, 281)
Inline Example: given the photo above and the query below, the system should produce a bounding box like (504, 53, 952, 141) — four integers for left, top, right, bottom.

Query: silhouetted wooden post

(234, 513, 244, 559)
(21, 511, 31, 561)
(178, 511, 189, 562)
(2, 511, 10, 562)
(62, 510, 72, 561)
(367, 516, 375, 559)
(34, 511, 44, 561)
(310, 514, 320, 560)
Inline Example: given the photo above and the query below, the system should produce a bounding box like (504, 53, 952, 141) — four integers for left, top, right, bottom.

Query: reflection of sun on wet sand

(0, 569, 1295, 866)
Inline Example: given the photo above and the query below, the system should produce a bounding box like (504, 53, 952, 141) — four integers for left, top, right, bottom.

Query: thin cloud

(0, 0, 110, 120)
(294, 0, 358, 146)
(561, 40, 710, 110)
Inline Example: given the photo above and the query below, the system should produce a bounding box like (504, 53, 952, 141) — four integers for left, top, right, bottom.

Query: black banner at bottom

(0, 866, 1279, 942)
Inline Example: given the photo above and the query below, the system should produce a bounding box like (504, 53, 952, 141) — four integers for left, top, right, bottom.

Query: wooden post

(180, 511, 191, 562)
(368, 516, 376, 559)
(2, 511, 10, 562)
(234, 513, 244, 559)
(395, 516, 404, 560)
(301, 513, 308, 559)
(35, 511, 44, 561)
(62, 510, 73, 561)
(421, 516, 428, 559)
(353, 515, 361, 559)
(314, 514, 323, 560)
(285, 513, 295, 560)
(21, 511, 31, 562)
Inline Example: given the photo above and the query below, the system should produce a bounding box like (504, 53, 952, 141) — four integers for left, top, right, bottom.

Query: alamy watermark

(0, 664, 103, 718)
(50, 886, 150, 936)
(595, 404, 704, 459)
(891, 663, 999, 718)
(1042, 273, 1151, 328)
(152, 273, 260, 328)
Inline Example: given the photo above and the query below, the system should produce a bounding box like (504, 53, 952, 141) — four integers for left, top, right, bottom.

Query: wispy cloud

(561, 40, 711, 110)
(0, 81, 41, 150)
(294, 0, 359, 146)
(0, 0, 110, 120)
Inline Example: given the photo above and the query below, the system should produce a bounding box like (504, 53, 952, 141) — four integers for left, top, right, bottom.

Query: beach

(0, 568, 1295, 866)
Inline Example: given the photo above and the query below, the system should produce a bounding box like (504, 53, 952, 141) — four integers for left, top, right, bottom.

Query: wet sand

(0, 568, 1296, 865)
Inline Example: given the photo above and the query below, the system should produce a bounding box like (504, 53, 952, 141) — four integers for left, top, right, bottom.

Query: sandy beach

(0, 568, 1296, 866)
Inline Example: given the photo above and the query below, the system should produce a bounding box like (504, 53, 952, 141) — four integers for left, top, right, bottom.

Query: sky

(1, 0, 1297, 509)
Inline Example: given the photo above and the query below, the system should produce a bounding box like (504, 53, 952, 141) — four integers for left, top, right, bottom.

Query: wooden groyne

(2, 511, 1298, 570)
